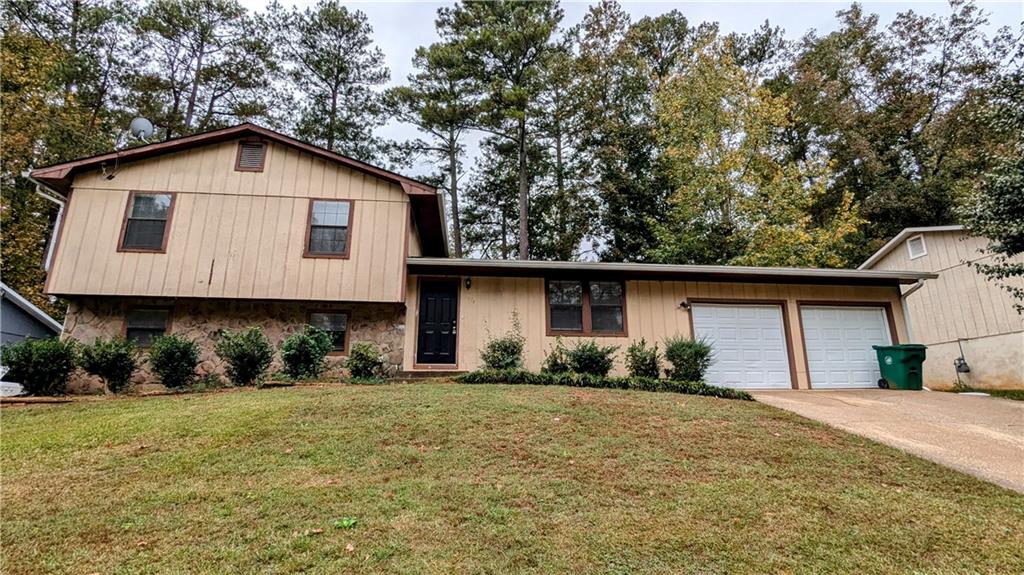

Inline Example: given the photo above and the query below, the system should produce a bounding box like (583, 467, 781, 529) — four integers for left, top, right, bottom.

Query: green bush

(663, 335, 714, 382)
(566, 340, 618, 376)
(345, 341, 387, 379)
(541, 337, 571, 374)
(454, 369, 751, 400)
(148, 335, 201, 389)
(0, 338, 78, 396)
(480, 314, 525, 370)
(214, 327, 274, 386)
(280, 326, 334, 379)
(78, 337, 139, 393)
(625, 339, 661, 379)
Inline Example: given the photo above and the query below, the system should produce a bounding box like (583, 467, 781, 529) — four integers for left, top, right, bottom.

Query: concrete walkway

(753, 390, 1024, 493)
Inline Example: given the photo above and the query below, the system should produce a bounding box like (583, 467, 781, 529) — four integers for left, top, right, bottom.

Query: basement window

(309, 312, 348, 353)
(235, 141, 266, 172)
(125, 309, 169, 347)
(907, 235, 927, 260)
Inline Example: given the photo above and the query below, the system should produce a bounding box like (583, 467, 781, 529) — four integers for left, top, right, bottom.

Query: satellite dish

(129, 117, 154, 140)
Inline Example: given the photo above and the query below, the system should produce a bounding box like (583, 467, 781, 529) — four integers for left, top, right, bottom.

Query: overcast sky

(240, 1, 1022, 177)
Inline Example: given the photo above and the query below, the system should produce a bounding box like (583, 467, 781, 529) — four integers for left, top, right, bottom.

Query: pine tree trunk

(517, 116, 529, 260)
(448, 139, 463, 258)
(184, 42, 206, 130)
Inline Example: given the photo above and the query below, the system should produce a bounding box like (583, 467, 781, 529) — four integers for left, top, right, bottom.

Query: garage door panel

(691, 303, 792, 390)
(802, 305, 892, 389)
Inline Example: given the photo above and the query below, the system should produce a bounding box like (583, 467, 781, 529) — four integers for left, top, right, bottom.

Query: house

(860, 226, 1024, 390)
(0, 282, 63, 344)
(31, 123, 935, 391)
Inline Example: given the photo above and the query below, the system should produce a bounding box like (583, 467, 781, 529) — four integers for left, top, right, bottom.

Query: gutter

(23, 172, 67, 272)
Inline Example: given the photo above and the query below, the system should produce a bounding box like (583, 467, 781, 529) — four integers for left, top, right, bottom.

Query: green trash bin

(873, 344, 927, 390)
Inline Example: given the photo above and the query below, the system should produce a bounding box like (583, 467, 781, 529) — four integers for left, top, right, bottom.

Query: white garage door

(801, 306, 892, 389)
(691, 303, 792, 389)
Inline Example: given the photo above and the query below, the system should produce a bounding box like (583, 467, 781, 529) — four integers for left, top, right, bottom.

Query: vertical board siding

(871, 230, 1024, 344)
(404, 275, 906, 388)
(49, 140, 413, 302)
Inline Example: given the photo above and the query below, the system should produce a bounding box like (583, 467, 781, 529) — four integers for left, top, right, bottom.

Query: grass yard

(2, 383, 1022, 574)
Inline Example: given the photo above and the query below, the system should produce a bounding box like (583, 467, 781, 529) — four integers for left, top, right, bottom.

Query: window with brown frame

(120, 192, 174, 252)
(309, 312, 348, 352)
(305, 199, 352, 257)
(125, 308, 169, 346)
(235, 140, 266, 172)
(547, 280, 625, 335)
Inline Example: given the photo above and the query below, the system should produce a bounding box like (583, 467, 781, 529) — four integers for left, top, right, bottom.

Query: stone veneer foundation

(62, 297, 406, 393)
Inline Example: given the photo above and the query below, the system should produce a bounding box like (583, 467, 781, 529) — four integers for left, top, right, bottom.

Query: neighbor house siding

(47, 141, 410, 302)
(403, 275, 907, 389)
(870, 230, 1024, 389)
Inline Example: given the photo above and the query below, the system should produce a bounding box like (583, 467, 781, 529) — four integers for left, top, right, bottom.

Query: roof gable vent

(907, 235, 927, 259)
(235, 141, 266, 172)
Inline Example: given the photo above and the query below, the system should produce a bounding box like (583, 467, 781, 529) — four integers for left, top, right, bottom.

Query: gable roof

(858, 225, 966, 270)
(30, 123, 448, 256)
(0, 282, 63, 334)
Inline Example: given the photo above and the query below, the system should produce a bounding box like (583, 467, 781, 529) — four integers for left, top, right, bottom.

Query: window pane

(309, 313, 347, 351)
(123, 219, 167, 249)
(309, 226, 348, 254)
(131, 194, 171, 219)
(551, 305, 583, 331)
(126, 328, 162, 347)
(311, 201, 350, 227)
(549, 281, 582, 305)
(126, 309, 168, 346)
(590, 282, 623, 305)
(591, 306, 624, 332)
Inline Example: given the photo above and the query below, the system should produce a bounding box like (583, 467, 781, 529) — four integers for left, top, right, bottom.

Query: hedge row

(455, 369, 753, 401)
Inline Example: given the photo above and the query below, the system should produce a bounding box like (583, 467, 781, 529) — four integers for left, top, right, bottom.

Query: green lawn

(2, 383, 1022, 574)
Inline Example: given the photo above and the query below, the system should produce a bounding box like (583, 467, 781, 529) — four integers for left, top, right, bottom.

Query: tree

(460, 138, 529, 259)
(271, 0, 389, 161)
(437, 0, 563, 260)
(128, 0, 277, 139)
(388, 42, 478, 256)
(959, 59, 1024, 311)
(650, 36, 862, 268)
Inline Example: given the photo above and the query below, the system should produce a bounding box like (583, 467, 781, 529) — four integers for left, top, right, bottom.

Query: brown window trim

(117, 191, 177, 254)
(122, 306, 173, 348)
(303, 198, 354, 259)
(544, 279, 628, 337)
(307, 310, 350, 356)
(234, 138, 267, 172)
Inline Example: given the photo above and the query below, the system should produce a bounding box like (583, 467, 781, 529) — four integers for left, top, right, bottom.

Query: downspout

(899, 279, 927, 343)
(23, 172, 67, 272)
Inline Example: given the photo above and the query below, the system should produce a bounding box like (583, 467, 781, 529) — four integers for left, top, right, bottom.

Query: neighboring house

(861, 226, 1024, 390)
(31, 123, 935, 391)
(0, 282, 63, 344)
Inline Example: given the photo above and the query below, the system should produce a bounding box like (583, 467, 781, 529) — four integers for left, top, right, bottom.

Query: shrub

(663, 335, 714, 382)
(78, 337, 139, 393)
(148, 335, 201, 389)
(345, 341, 387, 379)
(480, 314, 525, 370)
(625, 339, 661, 379)
(0, 338, 77, 396)
(541, 337, 571, 374)
(280, 326, 334, 379)
(215, 327, 274, 386)
(454, 369, 752, 400)
(566, 340, 618, 377)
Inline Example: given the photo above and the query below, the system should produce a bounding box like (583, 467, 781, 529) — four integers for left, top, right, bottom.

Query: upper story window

(235, 140, 266, 172)
(305, 199, 352, 258)
(547, 280, 626, 335)
(120, 192, 174, 252)
(309, 312, 348, 353)
(907, 235, 927, 259)
(125, 308, 169, 346)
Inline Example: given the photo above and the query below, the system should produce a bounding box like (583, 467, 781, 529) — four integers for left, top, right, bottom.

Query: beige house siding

(869, 230, 1024, 389)
(403, 275, 907, 389)
(47, 140, 413, 302)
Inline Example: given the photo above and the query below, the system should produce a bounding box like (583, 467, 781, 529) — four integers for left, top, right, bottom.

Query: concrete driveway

(753, 390, 1024, 493)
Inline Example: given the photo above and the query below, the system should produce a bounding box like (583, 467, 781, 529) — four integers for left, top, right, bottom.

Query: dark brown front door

(416, 280, 458, 365)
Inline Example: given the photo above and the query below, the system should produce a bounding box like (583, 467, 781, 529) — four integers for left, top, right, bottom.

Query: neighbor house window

(305, 200, 352, 257)
(907, 235, 927, 259)
(546, 280, 626, 335)
(309, 312, 348, 352)
(120, 192, 174, 252)
(125, 309, 169, 346)
(235, 140, 266, 172)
